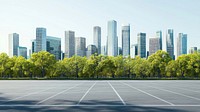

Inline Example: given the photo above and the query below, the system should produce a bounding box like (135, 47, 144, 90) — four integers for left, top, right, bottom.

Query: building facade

(177, 33, 187, 57)
(149, 37, 160, 56)
(137, 33, 146, 58)
(93, 26, 101, 54)
(36, 27, 46, 52)
(156, 31, 162, 50)
(65, 30, 75, 58)
(130, 44, 138, 58)
(189, 47, 197, 54)
(86, 45, 97, 58)
(101, 46, 106, 55)
(8, 33, 19, 57)
(18, 46, 27, 59)
(107, 20, 118, 56)
(122, 24, 130, 57)
(75, 37, 86, 57)
(46, 36, 61, 60)
(166, 29, 174, 59)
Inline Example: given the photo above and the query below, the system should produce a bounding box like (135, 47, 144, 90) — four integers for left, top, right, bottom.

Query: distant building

(177, 33, 187, 57)
(107, 20, 118, 56)
(8, 33, 19, 57)
(118, 47, 122, 55)
(18, 46, 27, 59)
(130, 44, 138, 58)
(75, 37, 86, 57)
(166, 29, 174, 59)
(101, 46, 106, 55)
(122, 24, 130, 57)
(86, 45, 97, 58)
(156, 31, 162, 50)
(93, 26, 101, 54)
(137, 33, 146, 58)
(149, 37, 160, 56)
(31, 39, 36, 53)
(36, 27, 46, 52)
(46, 36, 61, 60)
(65, 30, 75, 58)
(189, 47, 197, 54)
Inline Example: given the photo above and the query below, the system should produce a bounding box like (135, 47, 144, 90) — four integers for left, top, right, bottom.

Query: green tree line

(0, 50, 200, 79)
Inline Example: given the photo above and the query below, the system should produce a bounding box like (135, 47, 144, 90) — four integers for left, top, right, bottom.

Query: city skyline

(0, 0, 200, 58)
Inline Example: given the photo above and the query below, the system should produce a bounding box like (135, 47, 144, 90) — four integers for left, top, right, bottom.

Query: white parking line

(36, 83, 82, 105)
(0, 104, 200, 107)
(108, 82, 126, 105)
(149, 86, 200, 101)
(77, 82, 96, 105)
(122, 82, 174, 106)
(2, 87, 54, 103)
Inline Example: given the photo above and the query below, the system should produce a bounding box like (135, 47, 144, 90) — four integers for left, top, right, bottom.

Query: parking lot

(0, 80, 200, 112)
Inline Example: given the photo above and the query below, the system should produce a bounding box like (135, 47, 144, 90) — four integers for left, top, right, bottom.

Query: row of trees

(0, 50, 200, 79)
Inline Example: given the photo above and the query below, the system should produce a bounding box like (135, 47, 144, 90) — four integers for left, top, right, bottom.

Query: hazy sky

(0, 0, 200, 56)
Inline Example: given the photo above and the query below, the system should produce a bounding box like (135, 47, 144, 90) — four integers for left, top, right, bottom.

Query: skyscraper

(101, 46, 106, 55)
(31, 39, 36, 53)
(177, 33, 187, 57)
(107, 20, 118, 56)
(36, 27, 46, 52)
(46, 36, 61, 60)
(8, 33, 19, 57)
(93, 26, 101, 54)
(156, 31, 162, 50)
(166, 29, 174, 59)
(137, 33, 146, 58)
(130, 44, 138, 58)
(75, 37, 86, 57)
(86, 45, 97, 58)
(65, 31, 75, 58)
(122, 24, 130, 57)
(189, 47, 197, 54)
(18, 46, 27, 59)
(149, 37, 160, 56)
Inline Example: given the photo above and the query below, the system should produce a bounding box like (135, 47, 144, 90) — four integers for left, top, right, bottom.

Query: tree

(176, 54, 190, 77)
(166, 60, 178, 77)
(11, 56, 27, 77)
(0, 53, 11, 78)
(30, 51, 56, 77)
(148, 50, 172, 77)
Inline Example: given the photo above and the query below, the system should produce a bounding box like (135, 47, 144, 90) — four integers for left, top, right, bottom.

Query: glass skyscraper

(122, 24, 130, 57)
(166, 29, 174, 59)
(36, 27, 46, 52)
(75, 37, 86, 57)
(107, 20, 118, 56)
(46, 36, 61, 60)
(86, 45, 97, 58)
(8, 33, 19, 57)
(177, 33, 187, 57)
(65, 30, 75, 58)
(18, 46, 27, 59)
(130, 44, 138, 58)
(156, 31, 162, 50)
(93, 26, 101, 55)
(137, 33, 146, 58)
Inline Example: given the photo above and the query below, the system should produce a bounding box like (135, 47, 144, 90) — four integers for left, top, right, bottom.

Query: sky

(0, 0, 200, 57)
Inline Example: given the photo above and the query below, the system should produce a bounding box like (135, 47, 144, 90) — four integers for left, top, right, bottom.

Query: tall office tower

(149, 37, 160, 56)
(101, 46, 106, 55)
(65, 30, 75, 58)
(177, 33, 187, 57)
(137, 33, 146, 58)
(130, 44, 138, 58)
(86, 45, 97, 58)
(46, 36, 61, 60)
(18, 46, 27, 59)
(107, 20, 118, 56)
(93, 26, 101, 54)
(156, 31, 162, 50)
(189, 47, 197, 54)
(75, 37, 86, 57)
(8, 33, 19, 57)
(36, 27, 46, 52)
(166, 29, 174, 59)
(31, 39, 36, 53)
(122, 24, 130, 57)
